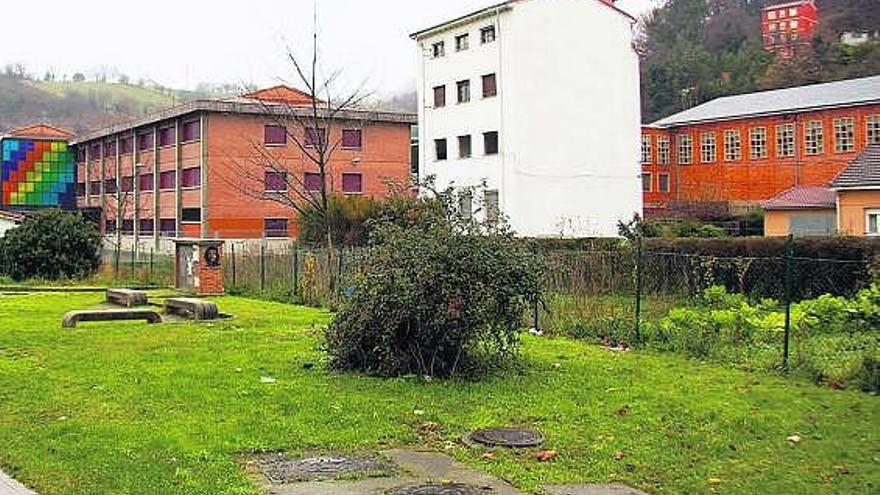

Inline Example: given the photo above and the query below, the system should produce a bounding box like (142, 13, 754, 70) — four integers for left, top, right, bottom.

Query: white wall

(415, 0, 642, 237)
(0, 218, 19, 238)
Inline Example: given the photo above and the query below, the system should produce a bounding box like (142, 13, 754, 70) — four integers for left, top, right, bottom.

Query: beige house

(763, 144, 880, 237)
(831, 144, 880, 236)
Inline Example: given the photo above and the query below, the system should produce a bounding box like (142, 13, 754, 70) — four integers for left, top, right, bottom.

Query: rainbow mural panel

(1, 138, 76, 207)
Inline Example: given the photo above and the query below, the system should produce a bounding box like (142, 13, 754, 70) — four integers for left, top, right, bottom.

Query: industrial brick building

(761, 0, 818, 58)
(641, 75, 880, 216)
(73, 86, 416, 246)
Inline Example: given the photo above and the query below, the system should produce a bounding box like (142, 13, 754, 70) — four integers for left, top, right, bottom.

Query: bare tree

(104, 184, 135, 274)
(224, 13, 372, 253)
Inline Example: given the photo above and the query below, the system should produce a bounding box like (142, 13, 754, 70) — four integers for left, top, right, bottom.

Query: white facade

(0, 215, 20, 237)
(413, 0, 642, 237)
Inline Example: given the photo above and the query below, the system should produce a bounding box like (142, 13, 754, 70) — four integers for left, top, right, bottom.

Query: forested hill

(640, 0, 880, 123)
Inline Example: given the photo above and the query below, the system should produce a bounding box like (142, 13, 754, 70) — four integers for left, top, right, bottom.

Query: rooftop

(761, 185, 837, 211)
(831, 144, 880, 190)
(3, 124, 74, 141)
(762, 0, 815, 11)
(650, 75, 880, 128)
(74, 85, 416, 144)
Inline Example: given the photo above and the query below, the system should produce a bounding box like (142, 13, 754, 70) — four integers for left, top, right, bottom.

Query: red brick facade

(761, 0, 818, 58)
(641, 103, 880, 214)
(74, 89, 416, 242)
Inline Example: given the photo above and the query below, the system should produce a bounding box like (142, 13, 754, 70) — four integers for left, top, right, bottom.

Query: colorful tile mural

(1, 138, 76, 207)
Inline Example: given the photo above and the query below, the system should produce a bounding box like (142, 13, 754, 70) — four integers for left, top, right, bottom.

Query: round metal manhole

(256, 454, 394, 483)
(467, 427, 545, 448)
(389, 483, 489, 495)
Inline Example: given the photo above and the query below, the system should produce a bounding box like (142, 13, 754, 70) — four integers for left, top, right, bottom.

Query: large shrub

(0, 209, 101, 281)
(295, 194, 382, 247)
(325, 189, 543, 378)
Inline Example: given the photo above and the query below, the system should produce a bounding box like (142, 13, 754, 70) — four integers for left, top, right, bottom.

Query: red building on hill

(761, 0, 818, 58)
(641, 75, 880, 217)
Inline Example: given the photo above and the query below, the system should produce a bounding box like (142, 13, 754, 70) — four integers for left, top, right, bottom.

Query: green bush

(0, 209, 102, 281)
(295, 195, 381, 247)
(325, 188, 544, 378)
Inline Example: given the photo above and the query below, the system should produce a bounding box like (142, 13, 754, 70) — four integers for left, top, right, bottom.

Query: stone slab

(0, 471, 36, 495)
(542, 484, 651, 495)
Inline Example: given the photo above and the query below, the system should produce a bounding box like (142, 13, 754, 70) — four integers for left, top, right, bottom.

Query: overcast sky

(1, 0, 659, 95)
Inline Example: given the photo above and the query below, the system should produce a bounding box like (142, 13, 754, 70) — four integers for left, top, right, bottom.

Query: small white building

(411, 0, 643, 237)
(0, 210, 23, 237)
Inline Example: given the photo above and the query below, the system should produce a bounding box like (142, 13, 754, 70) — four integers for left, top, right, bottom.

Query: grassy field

(0, 292, 877, 495)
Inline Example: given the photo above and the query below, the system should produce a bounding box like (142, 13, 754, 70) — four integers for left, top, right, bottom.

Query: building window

(139, 173, 154, 191)
(455, 33, 469, 51)
(677, 134, 693, 165)
(158, 126, 175, 147)
(120, 176, 134, 193)
(641, 135, 652, 164)
(867, 115, 880, 145)
(700, 132, 716, 163)
(642, 173, 652, 193)
(120, 136, 134, 155)
(76, 147, 86, 163)
(457, 80, 470, 104)
(121, 219, 134, 235)
(804, 121, 824, 155)
(105, 178, 118, 194)
(432, 41, 445, 58)
(750, 127, 768, 159)
(342, 129, 363, 150)
(76, 182, 86, 197)
(768, 11, 776, 20)
(159, 170, 176, 190)
(181, 208, 201, 223)
(790, 20, 798, 29)
(181, 167, 201, 188)
(304, 128, 327, 147)
(433, 85, 446, 108)
(485, 189, 499, 221)
(458, 135, 472, 159)
(90, 143, 101, 158)
(138, 131, 154, 151)
(264, 125, 287, 145)
(159, 219, 177, 236)
(657, 136, 670, 165)
(834, 117, 855, 153)
(459, 192, 473, 221)
(482, 74, 497, 98)
(181, 120, 201, 142)
(139, 218, 154, 234)
(867, 210, 880, 236)
(484, 131, 499, 155)
(105, 141, 117, 156)
(724, 130, 741, 161)
(304, 172, 322, 192)
(342, 173, 363, 194)
(776, 123, 795, 158)
(89, 180, 101, 195)
(659, 173, 670, 193)
(264, 171, 287, 192)
(789, 7, 797, 16)
(481, 25, 496, 44)
(435, 139, 448, 161)
(264, 218, 289, 238)
(105, 219, 116, 234)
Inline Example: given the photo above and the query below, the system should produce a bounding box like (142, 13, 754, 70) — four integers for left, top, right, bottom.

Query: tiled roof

(831, 144, 880, 189)
(761, 185, 836, 210)
(651, 75, 880, 128)
(4, 124, 74, 140)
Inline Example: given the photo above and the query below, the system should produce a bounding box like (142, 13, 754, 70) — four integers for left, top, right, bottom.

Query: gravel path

(0, 471, 36, 495)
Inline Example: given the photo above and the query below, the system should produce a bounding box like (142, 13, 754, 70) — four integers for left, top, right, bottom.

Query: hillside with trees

(640, 0, 880, 123)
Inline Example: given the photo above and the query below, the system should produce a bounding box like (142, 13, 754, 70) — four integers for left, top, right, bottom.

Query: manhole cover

(389, 483, 489, 495)
(255, 454, 394, 483)
(467, 427, 545, 448)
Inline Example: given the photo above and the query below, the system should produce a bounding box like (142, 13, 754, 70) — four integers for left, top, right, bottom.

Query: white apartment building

(412, 0, 643, 237)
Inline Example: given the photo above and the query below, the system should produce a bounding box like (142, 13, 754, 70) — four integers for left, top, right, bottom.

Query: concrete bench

(164, 297, 219, 320)
(62, 309, 162, 328)
(106, 288, 149, 307)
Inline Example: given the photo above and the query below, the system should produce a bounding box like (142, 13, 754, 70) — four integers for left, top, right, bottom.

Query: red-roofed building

(5, 123, 74, 140)
(761, 0, 818, 58)
(762, 185, 836, 236)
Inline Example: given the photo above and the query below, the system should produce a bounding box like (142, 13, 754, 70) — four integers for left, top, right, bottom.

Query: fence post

(260, 242, 266, 292)
(633, 235, 644, 345)
(230, 243, 237, 287)
(293, 243, 299, 297)
(131, 246, 136, 280)
(149, 248, 154, 285)
(782, 234, 794, 374)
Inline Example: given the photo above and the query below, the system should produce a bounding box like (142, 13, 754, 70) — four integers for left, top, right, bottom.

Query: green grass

(0, 293, 877, 495)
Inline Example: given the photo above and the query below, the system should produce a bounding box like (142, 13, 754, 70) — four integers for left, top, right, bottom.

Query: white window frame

(480, 25, 496, 44)
(658, 173, 670, 193)
(657, 136, 670, 165)
(750, 127, 768, 159)
(866, 209, 880, 236)
(834, 117, 855, 153)
(724, 129, 741, 161)
(867, 115, 880, 145)
(678, 134, 693, 165)
(776, 123, 795, 158)
(641, 135, 652, 164)
(805, 121, 824, 155)
(642, 172, 653, 193)
(700, 132, 717, 164)
(432, 41, 445, 58)
(455, 33, 469, 52)
(767, 11, 776, 20)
